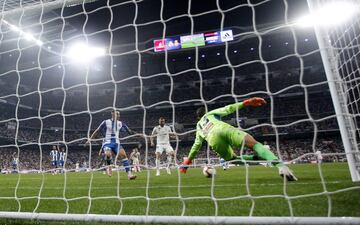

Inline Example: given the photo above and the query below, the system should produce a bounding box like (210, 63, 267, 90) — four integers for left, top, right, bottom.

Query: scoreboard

(154, 30, 233, 52)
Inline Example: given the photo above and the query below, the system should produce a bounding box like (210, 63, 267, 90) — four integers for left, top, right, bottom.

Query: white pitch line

(0, 181, 349, 191)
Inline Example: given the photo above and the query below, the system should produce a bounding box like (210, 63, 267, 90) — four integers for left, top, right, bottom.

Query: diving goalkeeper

(179, 97, 297, 181)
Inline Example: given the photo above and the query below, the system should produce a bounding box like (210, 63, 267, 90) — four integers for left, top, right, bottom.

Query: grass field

(0, 163, 359, 224)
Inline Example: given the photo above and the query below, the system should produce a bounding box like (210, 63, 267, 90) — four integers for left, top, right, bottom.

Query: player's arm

(180, 132, 204, 173)
(150, 127, 157, 147)
(207, 97, 266, 117)
(169, 126, 177, 139)
(121, 123, 137, 136)
(86, 121, 105, 144)
(98, 147, 103, 156)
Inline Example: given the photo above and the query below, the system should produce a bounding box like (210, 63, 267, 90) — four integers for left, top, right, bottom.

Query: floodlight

(36, 40, 43, 46)
(24, 33, 35, 41)
(67, 42, 105, 64)
(296, 1, 357, 27)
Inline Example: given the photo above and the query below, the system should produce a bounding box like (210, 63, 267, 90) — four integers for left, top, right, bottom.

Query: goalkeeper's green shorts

(208, 127, 247, 161)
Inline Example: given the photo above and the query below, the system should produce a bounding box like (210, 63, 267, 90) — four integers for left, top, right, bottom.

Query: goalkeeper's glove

(243, 97, 266, 107)
(179, 158, 192, 173)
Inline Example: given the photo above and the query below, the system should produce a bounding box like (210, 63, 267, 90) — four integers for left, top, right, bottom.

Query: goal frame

(307, 0, 360, 182)
(0, 0, 359, 224)
(0, 212, 360, 224)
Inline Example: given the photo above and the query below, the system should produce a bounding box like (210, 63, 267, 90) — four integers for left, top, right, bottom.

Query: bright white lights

(36, 40, 43, 46)
(24, 33, 35, 41)
(67, 42, 105, 64)
(3, 20, 43, 46)
(296, 2, 358, 27)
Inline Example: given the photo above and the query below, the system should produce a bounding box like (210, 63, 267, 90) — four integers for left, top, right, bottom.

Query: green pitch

(0, 163, 359, 224)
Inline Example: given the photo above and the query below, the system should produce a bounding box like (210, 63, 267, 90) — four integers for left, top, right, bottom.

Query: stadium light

(2, 20, 43, 46)
(66, 42, 105, 64)
(296, 2, 358, 27)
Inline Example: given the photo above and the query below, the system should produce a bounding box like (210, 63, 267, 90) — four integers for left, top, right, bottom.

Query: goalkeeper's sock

(122, 159, 130, 173)
(253, 143, 278, 161)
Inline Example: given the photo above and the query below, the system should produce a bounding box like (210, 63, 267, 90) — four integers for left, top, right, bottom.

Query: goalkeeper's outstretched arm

(179, 132, 204, 173)
(188, 133, 204, 161)
(207, 97, 267, 117)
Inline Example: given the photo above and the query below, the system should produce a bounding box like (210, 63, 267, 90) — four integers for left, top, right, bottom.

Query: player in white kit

(130, 143, 141, 173)
(150, 117, 176, 176)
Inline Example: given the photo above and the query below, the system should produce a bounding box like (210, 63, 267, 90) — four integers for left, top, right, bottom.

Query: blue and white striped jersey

(59, 151, 66, 161)
(97, 119, 130, 145)
(50, 150, 59, 161)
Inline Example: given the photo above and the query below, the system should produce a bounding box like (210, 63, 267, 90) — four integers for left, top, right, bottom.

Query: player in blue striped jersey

(87, 110, 136, 179)
(11, 152, 18, 173)
(50, 145, 59, 174)
(58, 146, 66, 173)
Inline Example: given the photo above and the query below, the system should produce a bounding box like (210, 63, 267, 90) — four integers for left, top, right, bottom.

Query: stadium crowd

(0, 137, 345, 173)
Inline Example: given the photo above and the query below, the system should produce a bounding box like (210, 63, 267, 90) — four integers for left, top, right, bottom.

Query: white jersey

(59, 151, 66, 161)
(152, 125, 173, 145)
(131, 152, 140, 161)
(97, 119, 130, 145)
(50, 150, 58, 161)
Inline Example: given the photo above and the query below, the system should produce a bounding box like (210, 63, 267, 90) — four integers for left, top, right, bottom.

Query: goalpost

(0, 0, 360, 224)
(307, 0, 360, 182)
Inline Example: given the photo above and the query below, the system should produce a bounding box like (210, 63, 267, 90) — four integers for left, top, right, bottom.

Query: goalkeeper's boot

(279, 166, 298, 181)
(128, 174, 137, 180)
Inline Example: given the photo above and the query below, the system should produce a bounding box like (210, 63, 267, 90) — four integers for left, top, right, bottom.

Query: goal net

(0, 0, 359, 224)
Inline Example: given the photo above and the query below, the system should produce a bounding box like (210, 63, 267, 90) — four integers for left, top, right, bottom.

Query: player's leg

(242, 134, 278, 161)
(133, 159, 139, 172)
(165, 146, 175, 175)
(233, 132, 297, 181)
(59, 160, 63, 173)
(136, 159, 141, 172)
(51, 161, 56, 175)
(103, 145, 114, 177)
(118, 146, 136, 180)
(155, 146, 162, 176)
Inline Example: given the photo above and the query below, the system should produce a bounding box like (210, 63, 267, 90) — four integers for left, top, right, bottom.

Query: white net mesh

(0, 0, 360, 224)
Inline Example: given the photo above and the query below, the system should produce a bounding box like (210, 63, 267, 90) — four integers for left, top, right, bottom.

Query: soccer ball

(202, 166, 215, 178)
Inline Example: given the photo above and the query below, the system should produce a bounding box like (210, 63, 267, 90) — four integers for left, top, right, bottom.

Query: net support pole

(0, 212, 360, 224)
(307, 0, 360, 181)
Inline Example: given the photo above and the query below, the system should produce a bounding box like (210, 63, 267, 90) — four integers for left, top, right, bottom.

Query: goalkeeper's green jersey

(188, 102, 246, 160)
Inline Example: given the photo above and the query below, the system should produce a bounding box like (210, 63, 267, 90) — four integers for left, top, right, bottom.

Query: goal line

(0, 212, 359, 225)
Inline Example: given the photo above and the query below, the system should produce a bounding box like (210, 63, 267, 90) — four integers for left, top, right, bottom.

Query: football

(202, 166, 215, 178)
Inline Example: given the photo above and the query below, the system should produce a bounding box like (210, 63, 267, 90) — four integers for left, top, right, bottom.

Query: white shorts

(156, 144, 174, 154)
(132, 159, 139, 165)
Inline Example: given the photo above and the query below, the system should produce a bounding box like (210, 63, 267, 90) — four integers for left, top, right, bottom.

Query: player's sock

(156, 158, 160, 171)
(122, 159, 130, 173)
(253, 143, 279, 162)
(166, 155, 172, 168)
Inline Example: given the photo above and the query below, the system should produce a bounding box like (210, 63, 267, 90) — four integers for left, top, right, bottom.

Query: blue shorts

(58, 160, 64, 167)
(51, 160, 57, 166)
(102, 143, 123, 155)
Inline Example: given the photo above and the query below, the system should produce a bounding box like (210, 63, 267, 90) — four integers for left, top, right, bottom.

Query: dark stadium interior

(0, 0, 347, 171)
